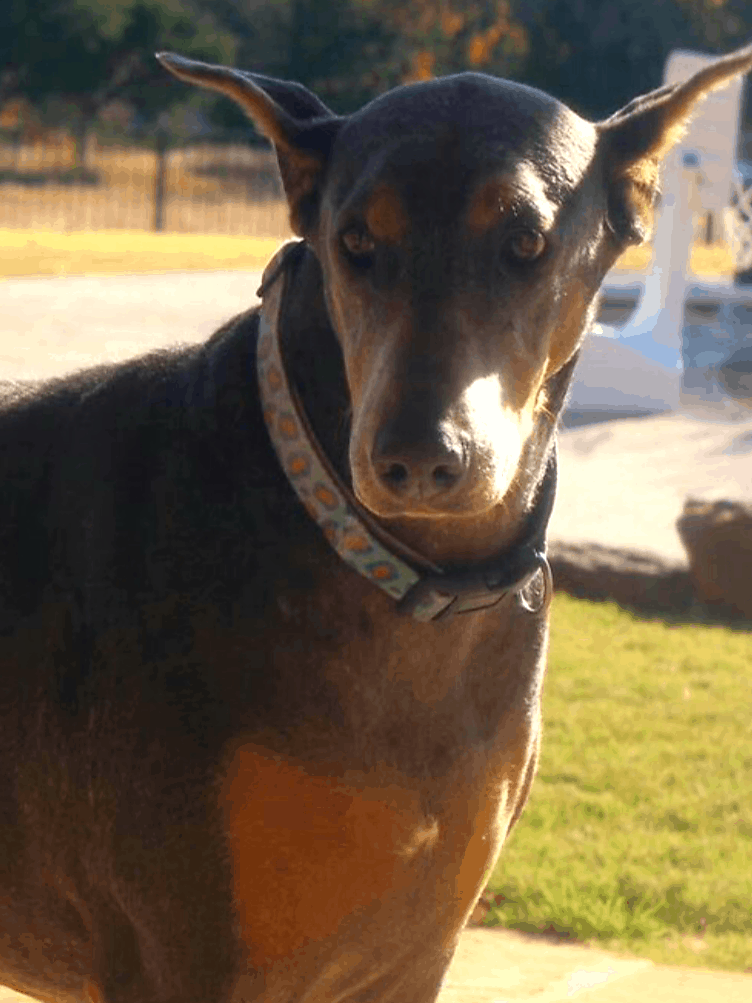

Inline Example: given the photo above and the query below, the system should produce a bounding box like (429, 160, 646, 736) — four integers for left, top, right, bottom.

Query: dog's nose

(371, 425, 466, 500)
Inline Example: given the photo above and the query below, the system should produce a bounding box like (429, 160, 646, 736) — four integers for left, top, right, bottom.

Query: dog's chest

(214, 589, 542, 988)
(220, 746, 439, 968)
(218, 739, 511, 998)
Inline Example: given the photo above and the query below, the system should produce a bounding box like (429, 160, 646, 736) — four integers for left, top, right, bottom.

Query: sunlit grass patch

(0, 228, 288, 278)
(485, 594, 752, 972)
(615, 242, 734, 276)
(0, 227, 736, 279)
(690, 243, 736, 276)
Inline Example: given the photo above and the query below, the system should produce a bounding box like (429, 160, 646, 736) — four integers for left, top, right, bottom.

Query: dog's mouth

(352, 471, 512, 521)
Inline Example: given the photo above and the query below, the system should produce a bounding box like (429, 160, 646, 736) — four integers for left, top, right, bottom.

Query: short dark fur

(1, 43, 751, 1003)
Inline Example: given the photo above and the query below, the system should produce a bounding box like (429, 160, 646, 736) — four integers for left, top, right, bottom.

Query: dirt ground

(1, 270, 750, 1001)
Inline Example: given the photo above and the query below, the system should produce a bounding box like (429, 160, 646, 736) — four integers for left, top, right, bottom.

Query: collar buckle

(396, 549, 552, 621)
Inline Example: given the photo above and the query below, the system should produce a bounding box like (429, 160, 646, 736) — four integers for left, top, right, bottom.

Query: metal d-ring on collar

(256, 240, 555, 622)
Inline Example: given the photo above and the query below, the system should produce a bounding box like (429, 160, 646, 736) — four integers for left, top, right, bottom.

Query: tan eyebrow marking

(467, 179, 518, 232)
(364, 183, 409, 242)
(466, 167, 556, 233)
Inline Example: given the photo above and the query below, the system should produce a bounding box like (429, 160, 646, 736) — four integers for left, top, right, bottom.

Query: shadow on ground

(549, 542, 751, 629)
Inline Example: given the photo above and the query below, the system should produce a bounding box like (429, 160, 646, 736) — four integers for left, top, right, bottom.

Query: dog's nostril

(432, 464, 459, 489)
(371, 427, 466, 500)
(383, 462, 409, 487)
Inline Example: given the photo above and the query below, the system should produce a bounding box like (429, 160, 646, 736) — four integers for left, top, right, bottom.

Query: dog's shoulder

(0, 304, 320, 624)
(0, 305, 271, 469)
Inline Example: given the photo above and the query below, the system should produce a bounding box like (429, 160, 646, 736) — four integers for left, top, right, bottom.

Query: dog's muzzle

(256, 241, 555, 621)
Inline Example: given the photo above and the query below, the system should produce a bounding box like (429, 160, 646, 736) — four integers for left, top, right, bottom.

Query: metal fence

(0, 130, 289, 236)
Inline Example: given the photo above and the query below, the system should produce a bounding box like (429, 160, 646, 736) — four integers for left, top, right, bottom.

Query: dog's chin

(352, 477, 504, 522)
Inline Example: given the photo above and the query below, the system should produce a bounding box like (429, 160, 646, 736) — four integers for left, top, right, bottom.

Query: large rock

(548, 542, 693, 616)
(676, 498, 752, 619)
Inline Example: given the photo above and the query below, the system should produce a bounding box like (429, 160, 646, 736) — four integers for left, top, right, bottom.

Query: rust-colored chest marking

(221, 745, 439, 969)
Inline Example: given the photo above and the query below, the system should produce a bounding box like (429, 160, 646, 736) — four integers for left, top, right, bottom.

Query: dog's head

(159, 48, 752, 524)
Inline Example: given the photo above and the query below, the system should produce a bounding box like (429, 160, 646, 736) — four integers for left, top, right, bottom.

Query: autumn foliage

(368, 0, 528, 84)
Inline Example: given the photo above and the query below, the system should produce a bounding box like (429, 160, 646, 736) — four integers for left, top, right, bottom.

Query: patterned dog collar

(256, 241, 554, 622)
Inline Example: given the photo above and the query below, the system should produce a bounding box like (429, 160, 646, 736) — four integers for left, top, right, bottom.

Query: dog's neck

(279, 245, 563, 567)
(280, 248, 353, 487)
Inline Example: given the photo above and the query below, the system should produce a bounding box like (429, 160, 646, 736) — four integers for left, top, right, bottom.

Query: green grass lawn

(484, 594, 752, 972)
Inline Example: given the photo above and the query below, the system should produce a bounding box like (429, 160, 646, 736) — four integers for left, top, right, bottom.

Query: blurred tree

(198, 0, 752, 122)
(1, 0, 234, 165)
(674, 0, 752, 53)
(199, 0, 528, 119)
(364, 0, 528, 86)
(4, 0, 751, 147)
(195, 0, 395, 117)
(516, 0, 752, 120)
(516, 0, 685, 119)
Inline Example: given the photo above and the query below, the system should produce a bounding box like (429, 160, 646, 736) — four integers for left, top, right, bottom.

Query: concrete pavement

(1, 928, 749, 1003)
(439, 928, 751, 1002)
(1, 269, 262, 380)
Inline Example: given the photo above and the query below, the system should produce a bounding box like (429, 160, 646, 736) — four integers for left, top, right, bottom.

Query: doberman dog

(2, 44, 752, 1003)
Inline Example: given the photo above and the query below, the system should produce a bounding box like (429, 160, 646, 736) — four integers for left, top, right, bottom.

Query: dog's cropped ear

(157, 53, 343, 235)
(598, 43, 752, 244)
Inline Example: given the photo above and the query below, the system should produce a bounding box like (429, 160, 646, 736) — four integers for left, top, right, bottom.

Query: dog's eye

(506, 229, 545, 262)
(341, 227, 376, 263)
